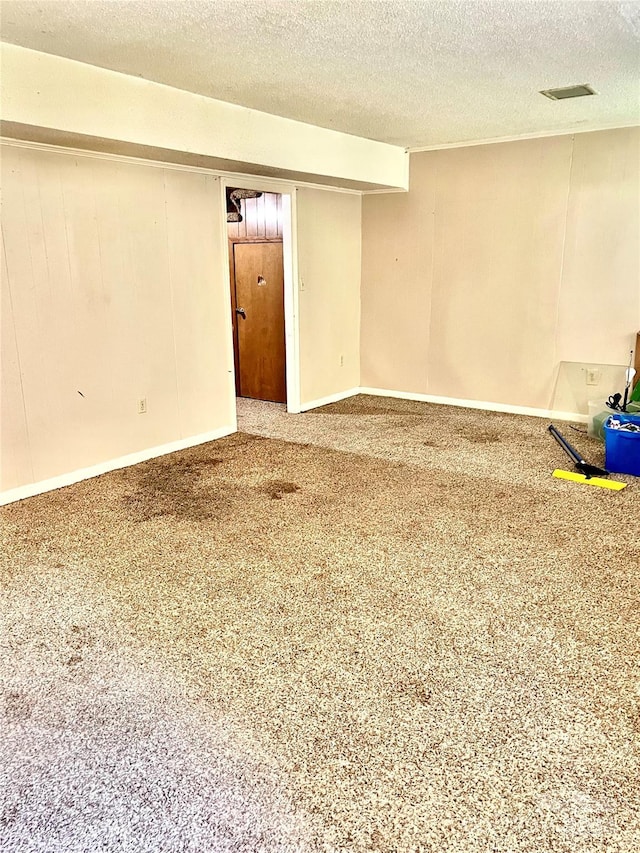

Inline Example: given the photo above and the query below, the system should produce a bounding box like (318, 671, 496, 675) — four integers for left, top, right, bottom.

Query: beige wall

(297, 189, 362, 405)
(1, 144, 235, 492)
(361, 128, 640, 411)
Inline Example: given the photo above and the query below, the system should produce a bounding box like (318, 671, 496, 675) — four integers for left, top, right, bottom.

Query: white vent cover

(540, 84, 597, 100)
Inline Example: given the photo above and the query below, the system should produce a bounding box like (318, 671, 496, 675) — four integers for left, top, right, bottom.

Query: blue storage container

(604, 414, 640, 476)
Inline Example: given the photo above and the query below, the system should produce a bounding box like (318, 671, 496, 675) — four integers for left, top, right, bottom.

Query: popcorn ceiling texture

(1, 0, 638, 147)
(1, 395, 639, 851)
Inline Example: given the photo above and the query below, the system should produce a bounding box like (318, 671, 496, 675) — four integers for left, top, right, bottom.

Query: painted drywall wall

(0, 43, 408, 191)
(361, 128, 640, 413)
(297, 189, 362, 405)
(1, 143, 235, 493)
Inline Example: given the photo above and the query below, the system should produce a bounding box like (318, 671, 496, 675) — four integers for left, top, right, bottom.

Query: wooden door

(233, 241, 286, 403)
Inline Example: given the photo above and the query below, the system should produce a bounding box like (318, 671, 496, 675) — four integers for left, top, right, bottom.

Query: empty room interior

(1, 1, 639, 851)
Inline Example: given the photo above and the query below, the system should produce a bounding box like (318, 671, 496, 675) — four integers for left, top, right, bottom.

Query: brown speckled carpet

(1, 395, 639, 852)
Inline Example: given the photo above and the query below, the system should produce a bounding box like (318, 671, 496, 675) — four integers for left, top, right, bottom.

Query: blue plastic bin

(604, 414, 640, 476)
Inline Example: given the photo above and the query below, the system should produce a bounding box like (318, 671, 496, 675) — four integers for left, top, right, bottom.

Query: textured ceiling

(1, 0, 639, 148)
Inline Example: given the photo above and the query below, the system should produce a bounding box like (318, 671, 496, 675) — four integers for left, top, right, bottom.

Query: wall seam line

(426, 159, 438, 393)
(1, 225, 35, 484)
(161, 169, 183, 436)
(552, 135, 576, 386)
(17, 148, 40, 482)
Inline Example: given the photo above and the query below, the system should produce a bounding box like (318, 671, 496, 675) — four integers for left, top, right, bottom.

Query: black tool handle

(548, 424, 583, 465)
(548, 424, 609, 478)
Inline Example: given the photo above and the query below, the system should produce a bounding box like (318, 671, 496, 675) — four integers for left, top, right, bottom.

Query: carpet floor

(1, 395, 638, 852)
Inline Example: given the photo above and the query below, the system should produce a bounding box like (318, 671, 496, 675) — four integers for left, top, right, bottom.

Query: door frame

(220, 178, 301, 413)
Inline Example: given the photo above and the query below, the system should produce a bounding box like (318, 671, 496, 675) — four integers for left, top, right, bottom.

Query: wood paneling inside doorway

(227, 191, 284, 240)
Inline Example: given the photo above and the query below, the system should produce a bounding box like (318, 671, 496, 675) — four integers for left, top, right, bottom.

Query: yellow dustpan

(552, 469, 626, 490)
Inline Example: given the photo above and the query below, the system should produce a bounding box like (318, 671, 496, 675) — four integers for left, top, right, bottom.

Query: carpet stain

(14, 531, 48, 548)
(261, 480, 300, 500)
(395, 677, 432, 706)
(458, 427, 502, 444)
(64, 624, 93, 668)
(69, 624, 91, 648)
(121, 455, 225, 521)
(3, 691, 32, 722)
(319, 401, 429, 418)
(370, 828, 386, 850)
(345, 406, 419, 416)
(0, 804, 19, 827)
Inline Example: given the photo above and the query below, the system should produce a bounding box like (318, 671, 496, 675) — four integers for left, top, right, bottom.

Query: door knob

(235, 308, 246, 319)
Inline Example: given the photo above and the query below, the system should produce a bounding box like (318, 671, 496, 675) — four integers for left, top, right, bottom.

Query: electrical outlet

(138, 398, 147, 414)
(299, 278, 305, 291)
(586, 369, 601, 386)
(340, 354, 344, 367)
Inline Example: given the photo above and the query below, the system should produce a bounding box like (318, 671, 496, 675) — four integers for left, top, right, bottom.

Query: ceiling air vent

(540, 84, 597, 101)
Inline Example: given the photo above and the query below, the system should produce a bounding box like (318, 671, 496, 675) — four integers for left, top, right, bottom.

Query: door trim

(220, 179, 301, 413)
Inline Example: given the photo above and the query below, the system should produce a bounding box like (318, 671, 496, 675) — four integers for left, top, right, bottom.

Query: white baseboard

(0, 425, 236, 507)
(358, 387, 588, 424)
(299, 387, 360, 412)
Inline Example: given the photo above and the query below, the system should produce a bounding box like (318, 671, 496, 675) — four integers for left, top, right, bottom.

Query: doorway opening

(226, 186, 288, 405)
